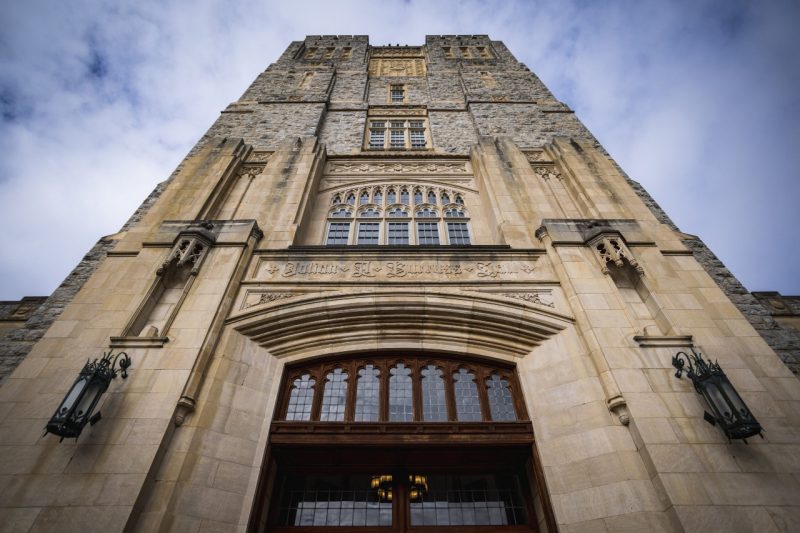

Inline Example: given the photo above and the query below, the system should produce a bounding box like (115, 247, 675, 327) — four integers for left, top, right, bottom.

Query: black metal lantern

(672, 348, 762, 441)
(45, 350, 131, 441)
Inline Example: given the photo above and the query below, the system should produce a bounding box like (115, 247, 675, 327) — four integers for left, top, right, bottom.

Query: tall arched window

(421, 365, 447, 421)
(454, 368, 482, 421)
(414, 188, 423, 205)
(389, 363, 414, 421)
(427, 190, 436, 204)
(355, 364, 381, 422)
(387, 188, 396, 204)
(487, 373, 517, 421)
(285, 373, 315, 421)
(319, 368, 348, 421)
(400, 188, 409, 205)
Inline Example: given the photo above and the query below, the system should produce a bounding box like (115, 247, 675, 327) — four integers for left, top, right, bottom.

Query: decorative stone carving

(239, 164, 265, 178)
(524, 151, 544, 162)
(534, 167, 562, 181)
(246, 151, 273, 163)
(250, 292, 295, 308)
(368, 59, 426, 77)
(589, 234, 644, 276)
(327, 161, 469, 175)
(158, 221, 216, 276)
(500, 292, 555, 308)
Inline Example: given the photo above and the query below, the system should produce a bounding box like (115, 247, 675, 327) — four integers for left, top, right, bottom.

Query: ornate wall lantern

(672, 348, 762, 441)
(45, 350, 131, 441)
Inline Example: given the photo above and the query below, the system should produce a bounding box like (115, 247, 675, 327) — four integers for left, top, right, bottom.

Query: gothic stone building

(1, 35, 799, 533)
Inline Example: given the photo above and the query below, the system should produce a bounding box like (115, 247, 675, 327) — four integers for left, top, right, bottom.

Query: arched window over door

(254, 354, 555, 533)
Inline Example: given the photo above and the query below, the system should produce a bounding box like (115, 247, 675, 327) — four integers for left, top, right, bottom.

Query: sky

(0, 0, 798, 299)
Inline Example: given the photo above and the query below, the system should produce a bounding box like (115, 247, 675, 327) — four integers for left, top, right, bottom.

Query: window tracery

(326, 184, 471, 245)
(278, 355, 524, 423)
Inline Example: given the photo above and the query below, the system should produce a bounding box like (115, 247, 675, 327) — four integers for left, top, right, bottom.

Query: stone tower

(1, 35, 799, 532)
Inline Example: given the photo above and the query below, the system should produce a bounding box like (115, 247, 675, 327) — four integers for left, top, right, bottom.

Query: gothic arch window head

(286, 373, 315, 421)
(455, 195, 464, 205)
(389, 363, 414, 422)
(454, 368, 482, 421)
(388, 207, 408, 217)
(421, 365, 447, 421)
(487, 373, 517, 421)
(360, 190, 370, 205)
(400, 188, 410, 205)
(359, 207, 381, 218)
(319, 368, 348, 421)
(354, 364, 380, 422)
(444, 207, 466, 218)
(427, 190, 437, 204)
(387, 188, 397, 204)
(330, 207, 352, 218)
(373, 189, 382, 205)
(441, 192, 450, 204)
(416, 207, 437, 218)
(414, 188, 423, 205)
(346, 193, 356, 205)
(332, 194, 342, 205)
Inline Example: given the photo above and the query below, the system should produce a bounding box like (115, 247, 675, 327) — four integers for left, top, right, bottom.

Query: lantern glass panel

(703, 381, 732, 422)
(57, 376, 89, 418)
(74, 381, 104, 423)
(720, 380, 749, 418)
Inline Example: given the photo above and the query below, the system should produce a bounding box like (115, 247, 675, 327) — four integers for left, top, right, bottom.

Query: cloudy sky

(1, 0, 798, 299)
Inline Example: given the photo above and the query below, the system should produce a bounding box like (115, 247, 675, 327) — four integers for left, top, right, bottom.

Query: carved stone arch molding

(227, 289, 574, 360)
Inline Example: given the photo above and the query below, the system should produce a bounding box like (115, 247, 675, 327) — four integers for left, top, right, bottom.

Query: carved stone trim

(326, 161, 469, 175)
(588, 234, 644, 276)
(499, 292, 555, 308)
(245, 292, 296, 309)
(246, 150, 273, 163)
(534, 167, 562, 181)
(368, 58, 426, 77)
(370, 47, 424, 58)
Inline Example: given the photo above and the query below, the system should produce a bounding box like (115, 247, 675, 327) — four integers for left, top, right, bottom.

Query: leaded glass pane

(421, 365, 447, 421)
(360, 191, 369, 205)
(441, 193, 450, 204)
(454, 368, 482, 421)
(330, 208, 351, 218)
(414, 189, 423, 204)
(410, 129, 426, 148)
(427, 190, 436, 204)
(369, 129, 385, 149)
(390, 129, 404, 149)
(400, 189, 409, 204)
(447, 222, 470, 245)
(387, 189, 396, 203)
(277, 474, 392, 527)
(320, 368, 348, 421)
(373, 190, 382, 204)
(387, 222, 409, 245)
(286, 374, 315, 421)
(355, 365, 380, 422)
(326, 223, 350, 245)
(357, 222, 379, 245)
(389, 364, 413, 421)
(409, 473, 527, 526)
(487, 374, 517, 421)
(417, 223, 439, 245)
(388, 208, 408, 217)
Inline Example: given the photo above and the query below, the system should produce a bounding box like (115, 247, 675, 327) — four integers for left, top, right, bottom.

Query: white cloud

(0, 0, 798, 298)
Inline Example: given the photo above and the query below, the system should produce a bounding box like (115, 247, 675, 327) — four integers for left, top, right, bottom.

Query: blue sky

(0, 0, 798, 299)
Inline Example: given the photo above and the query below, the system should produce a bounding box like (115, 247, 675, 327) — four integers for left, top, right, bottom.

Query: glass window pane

(373, 190, 382, 204)
(388, 208, 408, 218)
(389, 364, 413, 421)
(487, 374, 517, 421)
(360, 191, 369, 205)
(390, 129, 405, 149)
(427, 190, 436, 204)
(320, 368, 348, 421)
(355, 365, 380, 422)
(447, 222, 470, 245)
(286, 374, 315, 421)
(441, 193, 450, 204)
(422, 365, 447, 421)
(369, 129, 384, 149)
(326, 223, 350, 245)
(387, 189, 396, 203)
(330, 208, 351, 218)
(409, 473, 527, 526)
(417, 223, 440, 245)
(400, 189, 409, 205)
(410, 130, 426, 148)
(277, 474, 392, 527)
(414, 189, 423, 205)
(388, 222, 409, 245)
(454, 368, 482, 421)
(357, 223, 379, 245)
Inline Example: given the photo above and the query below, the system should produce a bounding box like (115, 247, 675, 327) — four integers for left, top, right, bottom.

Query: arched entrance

(229, 290, 570, 532)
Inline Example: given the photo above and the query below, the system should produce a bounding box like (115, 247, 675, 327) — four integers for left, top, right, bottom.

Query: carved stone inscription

(256, 259, 537, 281)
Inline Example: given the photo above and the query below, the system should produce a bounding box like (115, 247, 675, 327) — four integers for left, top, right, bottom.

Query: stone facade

(1, 35, 799, 533)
